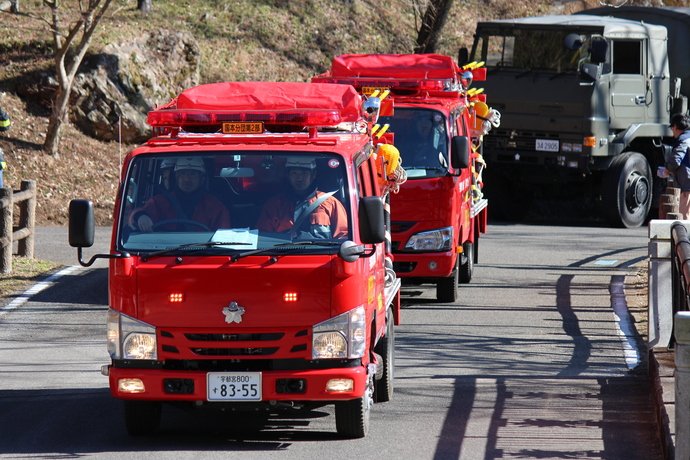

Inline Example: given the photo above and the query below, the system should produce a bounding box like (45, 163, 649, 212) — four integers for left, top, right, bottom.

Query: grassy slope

(0, 0, 570, 226)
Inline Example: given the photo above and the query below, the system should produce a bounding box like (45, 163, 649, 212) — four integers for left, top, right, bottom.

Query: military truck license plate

(535, 139, 559, 152)
(207, 372, 261, 401)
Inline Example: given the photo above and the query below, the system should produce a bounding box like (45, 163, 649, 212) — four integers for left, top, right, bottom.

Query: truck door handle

(635, 95, 646, 105)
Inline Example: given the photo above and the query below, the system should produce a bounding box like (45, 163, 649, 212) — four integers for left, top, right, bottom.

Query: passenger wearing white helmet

(256, 156, 347, 239)
(133, 157, 230, 232)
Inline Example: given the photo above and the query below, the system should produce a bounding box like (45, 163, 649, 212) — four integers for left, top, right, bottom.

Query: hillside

(0, 0, 594, 226)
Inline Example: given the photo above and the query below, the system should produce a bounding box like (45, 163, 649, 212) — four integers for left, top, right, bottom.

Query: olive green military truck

(467, 7, 690, 227)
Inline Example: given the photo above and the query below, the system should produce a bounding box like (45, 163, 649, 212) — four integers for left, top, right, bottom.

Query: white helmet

(285, 157, 316, 170)
(175, 157, 206, 173)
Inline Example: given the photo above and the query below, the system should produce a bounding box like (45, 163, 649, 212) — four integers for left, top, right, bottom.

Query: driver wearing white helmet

(133, 157, 230, 232)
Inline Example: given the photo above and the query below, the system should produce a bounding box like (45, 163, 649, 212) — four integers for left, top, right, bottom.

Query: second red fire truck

(314, 54, 499, 302)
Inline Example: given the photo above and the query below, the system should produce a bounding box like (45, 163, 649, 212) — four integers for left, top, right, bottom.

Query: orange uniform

(256, 190, 348, 239)
(139, 191, 230, 232)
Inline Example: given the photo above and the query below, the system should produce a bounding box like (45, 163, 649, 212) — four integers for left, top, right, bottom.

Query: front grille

(158, 328, 309, 361)
(391, 222, 415, 233)
(485, 129, 560, 151)
(185, 333, 284, 341)
(191, 347, 279, 356)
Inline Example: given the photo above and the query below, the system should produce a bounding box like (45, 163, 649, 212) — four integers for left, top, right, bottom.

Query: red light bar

(312, 76, 451, 92)
(147, 109, 343, 129)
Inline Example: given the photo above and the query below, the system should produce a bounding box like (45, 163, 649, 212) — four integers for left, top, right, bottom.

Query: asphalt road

(0, 223, 662, 459)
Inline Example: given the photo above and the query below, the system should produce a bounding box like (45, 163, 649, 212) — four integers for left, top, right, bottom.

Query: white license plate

(207, 372, 262, 401)
(535, 139, 559, 152)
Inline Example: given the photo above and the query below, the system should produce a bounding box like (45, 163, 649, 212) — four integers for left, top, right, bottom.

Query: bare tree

(413, 0, 454, 54)
(42, 0, 114, 157)
(137, 0, 152, 15)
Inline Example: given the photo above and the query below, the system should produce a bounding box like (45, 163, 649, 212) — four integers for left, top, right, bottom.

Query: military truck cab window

(612, 40, 642, 74)
(472, 28, 584, 73)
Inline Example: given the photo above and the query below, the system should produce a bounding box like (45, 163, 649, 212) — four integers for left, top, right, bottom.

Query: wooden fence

(0, 180, 37, 274)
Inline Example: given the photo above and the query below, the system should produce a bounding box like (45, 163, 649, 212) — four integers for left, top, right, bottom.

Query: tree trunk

(43, 87, 70, 158)
(41, 0, 114, 157)
(138, 0, 152, 14)
(415, 0, 455, 54)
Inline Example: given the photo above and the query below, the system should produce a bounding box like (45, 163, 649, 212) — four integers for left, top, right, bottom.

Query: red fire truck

(313, 54, 497, 302)
(68, 81, 404, 438)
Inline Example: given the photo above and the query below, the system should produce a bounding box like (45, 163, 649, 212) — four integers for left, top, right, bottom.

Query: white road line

(0, 265, 82, 317)
(610, 276, 641, 370)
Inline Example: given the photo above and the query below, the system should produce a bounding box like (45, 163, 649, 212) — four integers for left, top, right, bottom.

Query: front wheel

(374, 309, 394, 403)
(124, 400, 162, 436)
(459, 241, 474, 284)
(436, 255, 459, 302)
(601, 152, 652, 228)
(335, 373, 373, 438)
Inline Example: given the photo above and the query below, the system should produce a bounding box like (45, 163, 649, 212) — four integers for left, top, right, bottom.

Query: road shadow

(0, 388, 349, 455)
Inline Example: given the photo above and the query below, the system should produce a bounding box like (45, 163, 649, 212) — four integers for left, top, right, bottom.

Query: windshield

(472, 28, 588, 72)
(379, 108, 448, 179)
(117, 152, 351, 256)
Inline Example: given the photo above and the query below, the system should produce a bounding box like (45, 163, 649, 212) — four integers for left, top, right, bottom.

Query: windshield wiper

(141, 241, 251, 262)
(231, 241, 342, 262)
(404, 166, 445, 171)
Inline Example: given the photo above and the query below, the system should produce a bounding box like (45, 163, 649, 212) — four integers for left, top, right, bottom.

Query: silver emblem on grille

(222, 302, 245, 324)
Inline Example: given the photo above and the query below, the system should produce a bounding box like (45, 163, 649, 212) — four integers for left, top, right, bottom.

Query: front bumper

(105, 365, 368, 402)
(392, 250, 456, 279)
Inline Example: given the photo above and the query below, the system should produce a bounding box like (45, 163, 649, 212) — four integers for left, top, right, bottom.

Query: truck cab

(69, 81, 403, 438)
(469, 14, 672, 227)
(313, 54, 492, 302)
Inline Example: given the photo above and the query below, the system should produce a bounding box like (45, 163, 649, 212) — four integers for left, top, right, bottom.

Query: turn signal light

(583, 136, 596, 147)
(169, 293, 185, 303)
(284, 292, 299, 302)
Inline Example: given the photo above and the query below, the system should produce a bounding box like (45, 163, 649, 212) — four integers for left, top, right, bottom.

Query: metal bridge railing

(670, 221, 690, 460)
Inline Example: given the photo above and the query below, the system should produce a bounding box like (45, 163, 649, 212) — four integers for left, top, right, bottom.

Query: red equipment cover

(175, 81, 362, 122)
(329, 54, 460, 80)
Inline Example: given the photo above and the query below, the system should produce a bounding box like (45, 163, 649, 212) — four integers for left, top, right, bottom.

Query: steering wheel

(152, 219, 210, 231)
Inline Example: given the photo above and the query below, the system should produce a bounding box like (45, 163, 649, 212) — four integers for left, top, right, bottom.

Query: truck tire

(459, 241, 474, 284)
(124, 400, 162, 436)
(335, 373, 373, 438)
(436, 255, 459, 302)
(374, 309, 394, 403)
(601, 152, 652, 228)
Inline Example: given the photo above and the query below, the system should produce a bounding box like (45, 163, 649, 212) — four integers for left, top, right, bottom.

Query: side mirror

(564, 33, 583, 50)
(69, 199, 95, 248)
(589, 40, 608, 64)
(362, 96, 382, 124)
(339, 240, 366, 262)
(580, 63, 602, 82)
(358, 196, 385, 244)
(450, 136, 470, 170)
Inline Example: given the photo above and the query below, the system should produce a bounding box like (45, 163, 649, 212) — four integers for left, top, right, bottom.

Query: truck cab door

(609, 39, 647, 129)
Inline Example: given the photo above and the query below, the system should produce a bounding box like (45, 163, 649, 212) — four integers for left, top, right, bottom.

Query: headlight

(312, 306, 366, 359)
(106, 309, 158, 360)
(404, 226, 453, 251)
